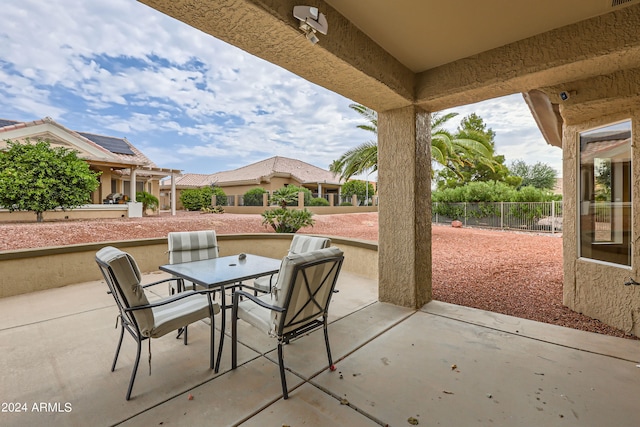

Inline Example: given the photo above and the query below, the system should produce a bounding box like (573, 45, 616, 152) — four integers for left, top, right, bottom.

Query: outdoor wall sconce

(293, 5, 328, 44)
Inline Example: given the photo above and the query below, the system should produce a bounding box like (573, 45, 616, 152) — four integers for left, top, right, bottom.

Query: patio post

(377, 106, 432, 308)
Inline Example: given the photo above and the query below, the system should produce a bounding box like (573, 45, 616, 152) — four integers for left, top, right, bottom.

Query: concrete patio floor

(1, 270, 639, 427)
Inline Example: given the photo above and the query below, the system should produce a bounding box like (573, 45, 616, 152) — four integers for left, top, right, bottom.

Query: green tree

(330, 104, 495, 180)
(243, 187, 267, 206)
(136, 191, 159, 215)
(0, 139, 100, 222)
(340, 180, 375, 205)
(434, 113, 519, 189)
(509, 160, 558, 190)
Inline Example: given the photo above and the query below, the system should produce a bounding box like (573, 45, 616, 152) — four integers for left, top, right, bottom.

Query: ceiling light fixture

(293, 5, 328, 45)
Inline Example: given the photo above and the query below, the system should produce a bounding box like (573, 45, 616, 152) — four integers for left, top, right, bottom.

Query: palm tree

(330, 104, 495, 180)
(136, 191, 159, 216)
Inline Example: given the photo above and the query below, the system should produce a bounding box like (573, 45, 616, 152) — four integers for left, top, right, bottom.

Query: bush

(309, 197, 329, 206)
(180, 188, 208, 210)
(136, 191, 159, 215)
(432, 180, 559, 203)
(180, 186, 227, 210)
(271, 185, 312, 207)
(340, 202, 353, 206)
(243, 187, 267, 206)
(261, 208, 315, 233)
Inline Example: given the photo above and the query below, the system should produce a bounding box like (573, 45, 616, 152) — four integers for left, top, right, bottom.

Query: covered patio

(2, 269, 638, 426)
(3, 1, 640, 425)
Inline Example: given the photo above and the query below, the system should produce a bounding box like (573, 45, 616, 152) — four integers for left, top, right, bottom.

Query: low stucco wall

(220, 206, 378, 215)
(0, 234, 377, 298)
(0, 205, 129, 222)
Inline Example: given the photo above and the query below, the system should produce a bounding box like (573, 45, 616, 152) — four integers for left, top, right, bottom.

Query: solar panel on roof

(78, 132, 135, 155)
(0, 119, 20, 128)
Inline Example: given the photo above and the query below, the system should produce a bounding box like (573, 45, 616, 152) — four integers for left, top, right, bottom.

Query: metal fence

(432, 201, 563, 233)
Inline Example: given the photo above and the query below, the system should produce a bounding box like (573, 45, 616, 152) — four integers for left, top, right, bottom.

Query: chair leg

(231, 300, 238, 370)
(111, 322, 125, 372)
(210, 314, 215, 370)
(323, 320, 333, 368)
(277, 341, 288, 399)
(126, 337, 143, 401)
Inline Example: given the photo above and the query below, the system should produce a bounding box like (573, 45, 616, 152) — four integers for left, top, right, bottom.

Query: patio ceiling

(323, 0, 628, 73)
(139, 0, 640, 114)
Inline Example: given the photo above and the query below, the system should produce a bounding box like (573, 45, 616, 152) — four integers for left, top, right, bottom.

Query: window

(579, 120, 632, 266)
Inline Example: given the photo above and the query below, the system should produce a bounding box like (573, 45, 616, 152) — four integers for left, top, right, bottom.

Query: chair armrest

(232, 290, 285, 313)
(141, 277, 180, 289)
(125, 288, 218, 312)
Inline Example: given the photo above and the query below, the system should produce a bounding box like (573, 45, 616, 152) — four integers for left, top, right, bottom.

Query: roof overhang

(522, 90, 563, 148)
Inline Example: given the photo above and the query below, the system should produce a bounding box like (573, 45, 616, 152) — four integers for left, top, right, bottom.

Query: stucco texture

(562, 108, 640, 336)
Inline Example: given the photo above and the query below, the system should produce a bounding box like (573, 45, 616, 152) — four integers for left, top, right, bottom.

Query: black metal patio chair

(231, 246, 344, 399)
(95, 246, 220, 400)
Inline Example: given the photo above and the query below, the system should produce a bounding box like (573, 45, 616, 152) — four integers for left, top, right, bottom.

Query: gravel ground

(0, 211, 634, 339)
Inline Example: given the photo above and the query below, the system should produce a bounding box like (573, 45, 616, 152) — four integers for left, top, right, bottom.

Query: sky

(0, 0, 562, 178)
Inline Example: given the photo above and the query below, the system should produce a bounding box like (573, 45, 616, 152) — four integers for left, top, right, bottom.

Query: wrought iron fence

(432, 201, 563, 233)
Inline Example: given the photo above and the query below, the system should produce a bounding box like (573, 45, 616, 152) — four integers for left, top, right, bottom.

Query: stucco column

(130, 168, 137, 202)
(98, 167, 110, 204)
(378, 106, 432, 308)
(170, 173, 176, 216)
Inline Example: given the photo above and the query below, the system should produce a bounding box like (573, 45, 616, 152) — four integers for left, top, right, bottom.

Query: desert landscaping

(0, 211, 634, 339)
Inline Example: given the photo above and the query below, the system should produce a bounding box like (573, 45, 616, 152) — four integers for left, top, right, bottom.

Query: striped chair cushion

(252, 235, 331, 292)
(287, 235, 331, 256)
(150, 291, 219, 338)
(271, 246, 343, 335)
(168, 230, 219, 264)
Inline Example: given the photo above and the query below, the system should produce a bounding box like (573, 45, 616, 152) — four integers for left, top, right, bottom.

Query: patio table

(159, 254, 281, 372)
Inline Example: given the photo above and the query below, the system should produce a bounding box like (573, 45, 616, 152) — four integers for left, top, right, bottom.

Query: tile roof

(170, 156, 342, 188)
(0, 119, 20, 128)
(215, 156, 340, 184)
(0, 117, 156, 168)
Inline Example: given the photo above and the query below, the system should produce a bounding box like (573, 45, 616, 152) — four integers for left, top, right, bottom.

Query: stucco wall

(0, 234, 377, 298)
(0, 205, 129, 222)
(562, 107, 640, 336)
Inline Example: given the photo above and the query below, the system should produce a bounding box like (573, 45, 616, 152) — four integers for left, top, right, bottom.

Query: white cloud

(0, 0, 561, 178)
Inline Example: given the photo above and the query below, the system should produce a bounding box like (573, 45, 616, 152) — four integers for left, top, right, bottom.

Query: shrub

(136, 191, 159, 215)
(271, 185, 312, 207)
(243, 187, 267, 206)
(340, 202, 353, 206)
(180, 188, 208, 211)
(309, 197, 329, 206)
(180, 186, 227, 210)
(261, 208, 315, 233)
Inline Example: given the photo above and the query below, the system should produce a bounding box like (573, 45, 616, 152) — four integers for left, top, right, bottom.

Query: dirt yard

(0, 211, 634, 339)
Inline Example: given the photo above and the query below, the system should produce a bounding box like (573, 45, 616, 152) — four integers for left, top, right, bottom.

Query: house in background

(160, 156, 343, 210)
(0, 117, 180, 215)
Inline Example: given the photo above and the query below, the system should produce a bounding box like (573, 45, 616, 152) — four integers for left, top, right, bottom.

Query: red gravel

(0, 211, 634, 339)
